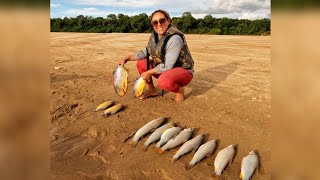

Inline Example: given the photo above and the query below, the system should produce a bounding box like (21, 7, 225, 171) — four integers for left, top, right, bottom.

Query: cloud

(66, 8, 109, 17)
(51, 0, 271, 19)
(50, 3, 62, 8)
(189, 0, 270, 14)
(238, 12, 269, 20)
(65, 7, 144, 17)
(72, 0, 270, 14)
(74, 0, 156, 8)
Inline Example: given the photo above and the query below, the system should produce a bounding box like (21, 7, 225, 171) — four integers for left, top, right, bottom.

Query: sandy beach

(50, 33, 271, 179)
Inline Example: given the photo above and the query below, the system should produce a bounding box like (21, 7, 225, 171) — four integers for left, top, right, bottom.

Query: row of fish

(113, 65, 146, 97)
(95, 101, 124, 117)
(123, 117, 259, 179)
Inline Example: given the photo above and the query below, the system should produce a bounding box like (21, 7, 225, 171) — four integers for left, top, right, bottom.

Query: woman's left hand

(141, 71, 151, 82)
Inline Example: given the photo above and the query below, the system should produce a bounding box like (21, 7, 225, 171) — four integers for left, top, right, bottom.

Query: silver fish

(113, 65, 128, 97)
(103, 104, 123, 117)
(159, 128, 194, 153)
(185, 139, 217, 170)
(143, 122, 175, 151)
(129, 117, 167, 147)
(156, 127, 182, 148)
(240, 151, 259, 180)
(95, 101, 114, 111)
(214, 144, 236, 176)
(171, 134, 205, 163)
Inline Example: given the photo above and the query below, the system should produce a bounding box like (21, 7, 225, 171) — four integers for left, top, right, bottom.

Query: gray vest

(146, 25, 194, 70)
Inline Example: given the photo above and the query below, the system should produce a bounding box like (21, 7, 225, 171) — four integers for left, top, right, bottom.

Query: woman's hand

(117, 57, 128, 65)
(141, 71, 152, 82)
(117, 54, 138, 65)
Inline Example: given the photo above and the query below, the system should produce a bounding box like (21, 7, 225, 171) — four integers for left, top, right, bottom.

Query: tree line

(50, 12, 270, 35)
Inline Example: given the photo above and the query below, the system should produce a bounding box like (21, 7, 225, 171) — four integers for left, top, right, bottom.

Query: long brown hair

(150, 9, 171, 22)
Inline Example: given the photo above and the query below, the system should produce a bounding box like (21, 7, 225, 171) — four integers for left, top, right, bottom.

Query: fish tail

(129, 140, 138, 147)
(212, 173, 222, 180)
(103, 113, 111, 117)
(155, 142, 161, 148)
(185, 163, 193, 170)
(170, 158, 176, 164)
(143, 145, 149, 151)
(158, 148, 164, 154)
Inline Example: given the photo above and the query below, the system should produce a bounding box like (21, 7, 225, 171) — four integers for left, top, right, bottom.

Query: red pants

(136, 58, 193, 93)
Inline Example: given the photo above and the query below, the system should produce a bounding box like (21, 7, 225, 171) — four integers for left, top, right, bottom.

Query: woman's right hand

(117, 57, 128, 65)
(117, 54, 138, 65)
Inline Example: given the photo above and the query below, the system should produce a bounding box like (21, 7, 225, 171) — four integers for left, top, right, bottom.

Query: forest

(50, 12, 270, 35)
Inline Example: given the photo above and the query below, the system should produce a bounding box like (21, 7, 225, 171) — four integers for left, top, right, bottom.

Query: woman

(118, 9, 194, 102)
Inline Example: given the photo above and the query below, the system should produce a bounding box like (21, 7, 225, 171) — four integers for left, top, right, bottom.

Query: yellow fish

(134, 77, 146, 97)
(103, 104, 124, 117)
(113, 65, 128, 97)
(95, 101, 114, 111)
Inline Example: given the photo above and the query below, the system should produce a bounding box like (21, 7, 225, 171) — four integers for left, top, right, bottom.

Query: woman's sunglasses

(151, 18, 167, 27)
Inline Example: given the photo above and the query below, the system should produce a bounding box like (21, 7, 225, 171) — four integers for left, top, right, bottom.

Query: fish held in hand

(214, 144, 236, 177)
(113, 65, 129, 97)
(103, 104, 124, 117)
(130, 117, 167, 147)
(240, 151, 259, 180)
(185, 139, 217, 170)
(171, 134, 205, 163)
(134, 76, 146, 97)
(95, 101, 114, 111)
(143, 122, 175, 151)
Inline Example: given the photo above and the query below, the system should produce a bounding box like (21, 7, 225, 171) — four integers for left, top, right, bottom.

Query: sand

(50, 33, 270, 179)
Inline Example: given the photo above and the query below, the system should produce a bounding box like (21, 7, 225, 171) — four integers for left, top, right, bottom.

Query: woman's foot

(175, 87, 185, 102)
(139, 90, 158, 99)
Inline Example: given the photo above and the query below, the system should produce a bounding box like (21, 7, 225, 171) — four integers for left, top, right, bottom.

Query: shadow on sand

(186, 62, 238, 99)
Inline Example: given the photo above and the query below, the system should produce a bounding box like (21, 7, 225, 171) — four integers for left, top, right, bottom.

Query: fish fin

(204, 162, 212, 167)
(239, 172, 243, 179)
(256, 165, 260, 174)
(162, 129, 167, 133)
(129, 140, 138, 147)
(206, 151, 213, 157)
(192, 145, 200, 154)
(158, 149, 164, 154)
(122, 130, 137, 143)
(185, 163, 193, 170)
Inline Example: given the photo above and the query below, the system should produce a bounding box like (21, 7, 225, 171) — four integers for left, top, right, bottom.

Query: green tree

(130, 13, 149, 33)
(50, 12, 270, 35)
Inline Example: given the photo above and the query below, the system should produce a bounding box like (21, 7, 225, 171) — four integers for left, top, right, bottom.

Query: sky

(50, 0, 270, 20)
